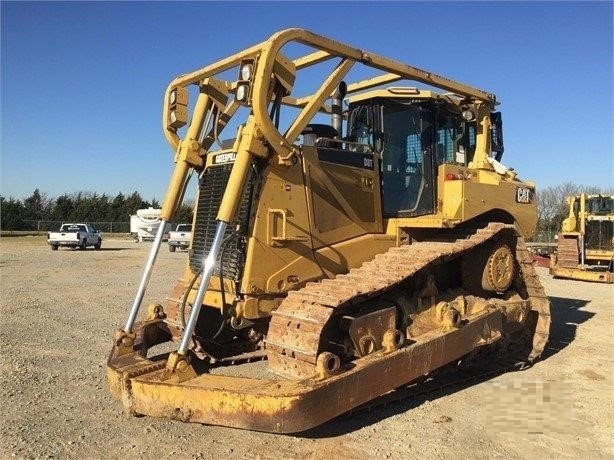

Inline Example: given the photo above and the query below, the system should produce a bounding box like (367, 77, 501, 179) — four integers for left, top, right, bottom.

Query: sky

(1, 1, 612, 203)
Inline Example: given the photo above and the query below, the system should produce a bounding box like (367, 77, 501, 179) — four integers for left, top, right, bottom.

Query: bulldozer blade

(107, 308, 502, 433)
(550, 265, 614, 283)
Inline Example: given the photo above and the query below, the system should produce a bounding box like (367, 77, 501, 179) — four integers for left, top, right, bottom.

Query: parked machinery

(130, 207, 172, 242)
(550, 193, 614, 283)
(107, 29, 550, 433)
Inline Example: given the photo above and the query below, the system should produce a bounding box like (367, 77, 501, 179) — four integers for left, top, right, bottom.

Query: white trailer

(129, 208, 171, 242)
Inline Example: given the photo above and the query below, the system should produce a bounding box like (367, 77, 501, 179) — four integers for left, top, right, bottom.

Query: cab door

(380, 103, 436, 217)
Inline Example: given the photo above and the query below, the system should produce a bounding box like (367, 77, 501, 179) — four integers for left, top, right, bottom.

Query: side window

(466, 123, 477, 163)
(347, 106, 374, 152)
(347, 104, 384, 153)
(434, 110, 480, 166)
(453, 122, 477, 166)
(435, 112, 455, 165)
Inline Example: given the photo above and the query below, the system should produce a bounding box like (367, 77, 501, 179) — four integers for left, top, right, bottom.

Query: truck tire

(94, 239, 102, 250)
(169, 245, 176, 252)
(80, 239, 87, 250)
(51, 245, 58, 251)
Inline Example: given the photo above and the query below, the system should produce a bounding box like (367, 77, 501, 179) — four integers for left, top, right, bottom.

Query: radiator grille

(189, 163, 255, 283)
(585, 220, 614, 251)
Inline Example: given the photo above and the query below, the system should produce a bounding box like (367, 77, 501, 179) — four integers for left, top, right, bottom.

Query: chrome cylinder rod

(124, 221, 167, 332)
(177, 220, 227, 355)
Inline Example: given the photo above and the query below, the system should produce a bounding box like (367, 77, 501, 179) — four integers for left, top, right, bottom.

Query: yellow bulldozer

(107, 29, 550, 433)
(550, 193, 614, 283)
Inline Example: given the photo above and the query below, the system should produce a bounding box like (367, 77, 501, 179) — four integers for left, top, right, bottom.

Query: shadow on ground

(301, 295, 593, 438)
(540, 296, 593, 360)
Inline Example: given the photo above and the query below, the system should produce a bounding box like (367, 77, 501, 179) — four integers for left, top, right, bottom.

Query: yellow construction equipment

(107, 28, 550, 433)
(550, 193, 614, 283)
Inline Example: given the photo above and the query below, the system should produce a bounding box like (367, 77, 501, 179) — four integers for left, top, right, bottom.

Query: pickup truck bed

(47, 224, 102, 250)
(168, 224, 192, 252)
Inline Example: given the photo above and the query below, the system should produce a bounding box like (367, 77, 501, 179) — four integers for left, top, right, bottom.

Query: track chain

(265, 223, 551, 378)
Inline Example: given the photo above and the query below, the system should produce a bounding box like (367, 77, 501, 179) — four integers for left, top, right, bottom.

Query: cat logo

(214, 152, 237, 164)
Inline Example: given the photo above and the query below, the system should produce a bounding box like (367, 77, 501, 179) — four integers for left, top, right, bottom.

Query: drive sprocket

(482, 244, 515, 293)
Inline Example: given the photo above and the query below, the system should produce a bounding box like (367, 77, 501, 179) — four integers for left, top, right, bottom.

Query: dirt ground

(1, 235, 612, 459)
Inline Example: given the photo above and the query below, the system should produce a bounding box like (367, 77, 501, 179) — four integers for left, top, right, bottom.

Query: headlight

(240, 63, 253, 81)
(167, 87, 188, 129)
(462, 109, 475, 121)
(236, 84, 249, 102)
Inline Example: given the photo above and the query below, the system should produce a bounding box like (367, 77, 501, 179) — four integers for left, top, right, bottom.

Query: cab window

(380, 104, 433, 215)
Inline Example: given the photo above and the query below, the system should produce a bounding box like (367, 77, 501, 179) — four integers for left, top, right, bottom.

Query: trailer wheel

(169, 245, 176, 252)
(51, 245, 58, 251)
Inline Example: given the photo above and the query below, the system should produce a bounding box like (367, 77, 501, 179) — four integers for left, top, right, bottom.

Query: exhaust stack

(331, 81, 347, 138)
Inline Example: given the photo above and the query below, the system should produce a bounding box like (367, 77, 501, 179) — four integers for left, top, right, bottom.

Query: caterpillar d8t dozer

(107, 29, 550, 433)
(550, 193, 614, 283)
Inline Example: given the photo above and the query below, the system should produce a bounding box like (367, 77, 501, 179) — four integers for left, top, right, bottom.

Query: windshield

(587, 196, 614, 215)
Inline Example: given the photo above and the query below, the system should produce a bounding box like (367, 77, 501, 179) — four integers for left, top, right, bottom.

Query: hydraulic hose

(178, 229, 239, 341)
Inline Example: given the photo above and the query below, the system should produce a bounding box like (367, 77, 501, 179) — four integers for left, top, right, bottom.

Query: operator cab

(345, 88, 485, 218)
(587, 196, 614, 215)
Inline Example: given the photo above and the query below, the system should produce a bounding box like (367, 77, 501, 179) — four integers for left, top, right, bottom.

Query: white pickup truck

(47, 223, 102, 250)
(167, 224, 192, 252)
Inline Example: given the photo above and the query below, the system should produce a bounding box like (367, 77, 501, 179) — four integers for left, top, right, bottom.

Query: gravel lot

(1, 235, 612, 458)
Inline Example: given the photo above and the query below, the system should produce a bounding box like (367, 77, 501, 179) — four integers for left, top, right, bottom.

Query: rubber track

(265, 223, 551, 378)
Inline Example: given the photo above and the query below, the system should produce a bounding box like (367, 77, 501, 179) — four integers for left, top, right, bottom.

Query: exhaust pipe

(331, 81, 347, 138)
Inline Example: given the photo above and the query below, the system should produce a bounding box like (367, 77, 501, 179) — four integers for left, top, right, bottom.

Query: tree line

(0, 189, 193, 232)
(1, 183, 612, 238)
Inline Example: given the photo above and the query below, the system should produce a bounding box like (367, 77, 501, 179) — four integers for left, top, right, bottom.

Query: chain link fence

(532, 229, 558, 243)
(15, 220, 561, 242)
